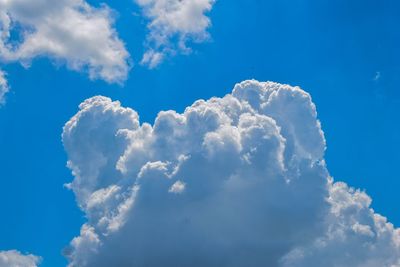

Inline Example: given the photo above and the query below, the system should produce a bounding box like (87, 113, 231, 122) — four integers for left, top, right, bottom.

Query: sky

(0, 0, 400, 266)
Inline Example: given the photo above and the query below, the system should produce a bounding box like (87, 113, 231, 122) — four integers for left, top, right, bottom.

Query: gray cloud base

(62, 80, 400, 267)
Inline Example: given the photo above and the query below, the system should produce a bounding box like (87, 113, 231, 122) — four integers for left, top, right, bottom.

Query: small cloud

(0, 69, 9, 106)
(374, 71, 381, 81)
(0, 250, 41, 267)
(140, 50, 164, 69)
(168, 180, 186, 194)
(135, 0, 215, 68)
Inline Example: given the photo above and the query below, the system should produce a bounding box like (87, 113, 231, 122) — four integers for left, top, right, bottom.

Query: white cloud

(281, 181, 400, 267)
(135, 0, 215, 68)
(0, 250, 41, 267)
(0, 0, 130, 83)
(168, 180, 185, 193)
(0, 69, 8, 105)
(62, 80, 400, 266)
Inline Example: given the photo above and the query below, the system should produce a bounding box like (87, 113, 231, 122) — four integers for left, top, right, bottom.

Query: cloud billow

(62, 80, 400, 267)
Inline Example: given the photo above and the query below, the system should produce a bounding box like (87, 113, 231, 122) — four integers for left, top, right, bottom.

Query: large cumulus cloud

(0, 250, 41, 267)
(62, 80, 400, 266)
(0, 0, 130, 83)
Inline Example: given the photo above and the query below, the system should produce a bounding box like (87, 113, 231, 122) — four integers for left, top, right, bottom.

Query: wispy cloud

(374, 71, 381, 81)
(135, 0, 215, 68)
(0, 69, 9, 105)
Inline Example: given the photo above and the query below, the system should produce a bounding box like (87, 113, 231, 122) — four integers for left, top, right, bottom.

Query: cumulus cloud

(135, 0, 215, 68)
(62, 80, 400, 266)
(0, 69, 8, 105)
(0, 250, 41, 267)
(281, 181, 400, 267)
(0, 0, 130, 83)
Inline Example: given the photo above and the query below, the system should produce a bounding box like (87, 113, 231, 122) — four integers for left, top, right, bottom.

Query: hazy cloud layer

(135, 0, 215, 68)
(0, 69, 8, 105)
(0, 0, 130, 83)
(62, 80, 400, 266)
(0, 250, 41, 267)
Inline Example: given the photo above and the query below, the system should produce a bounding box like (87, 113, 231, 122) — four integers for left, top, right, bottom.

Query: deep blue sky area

(0, 0, 399, 266)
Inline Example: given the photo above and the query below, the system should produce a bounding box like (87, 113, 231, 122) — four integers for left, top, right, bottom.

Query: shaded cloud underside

(61, 80, 400, 267)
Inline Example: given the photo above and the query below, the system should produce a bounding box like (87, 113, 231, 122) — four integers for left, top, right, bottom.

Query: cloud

(0, 250, 41, 267)
(135, 0, 215, 68)
(374, 71, 381, 81)
(0, 69, 8, 105)
(62, 80, 400, 266)
(281, 181, 400, 267)
(0, 0, 130, 83)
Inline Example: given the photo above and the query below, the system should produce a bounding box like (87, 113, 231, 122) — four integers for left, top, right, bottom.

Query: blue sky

(0, 0, 399, 266)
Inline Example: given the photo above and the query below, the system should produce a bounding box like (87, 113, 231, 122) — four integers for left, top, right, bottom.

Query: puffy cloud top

(135, 0, 215, 68)
(0, 250, 41, 267)
(0, 0, 130, 83)
(62, 80, 400, 266)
